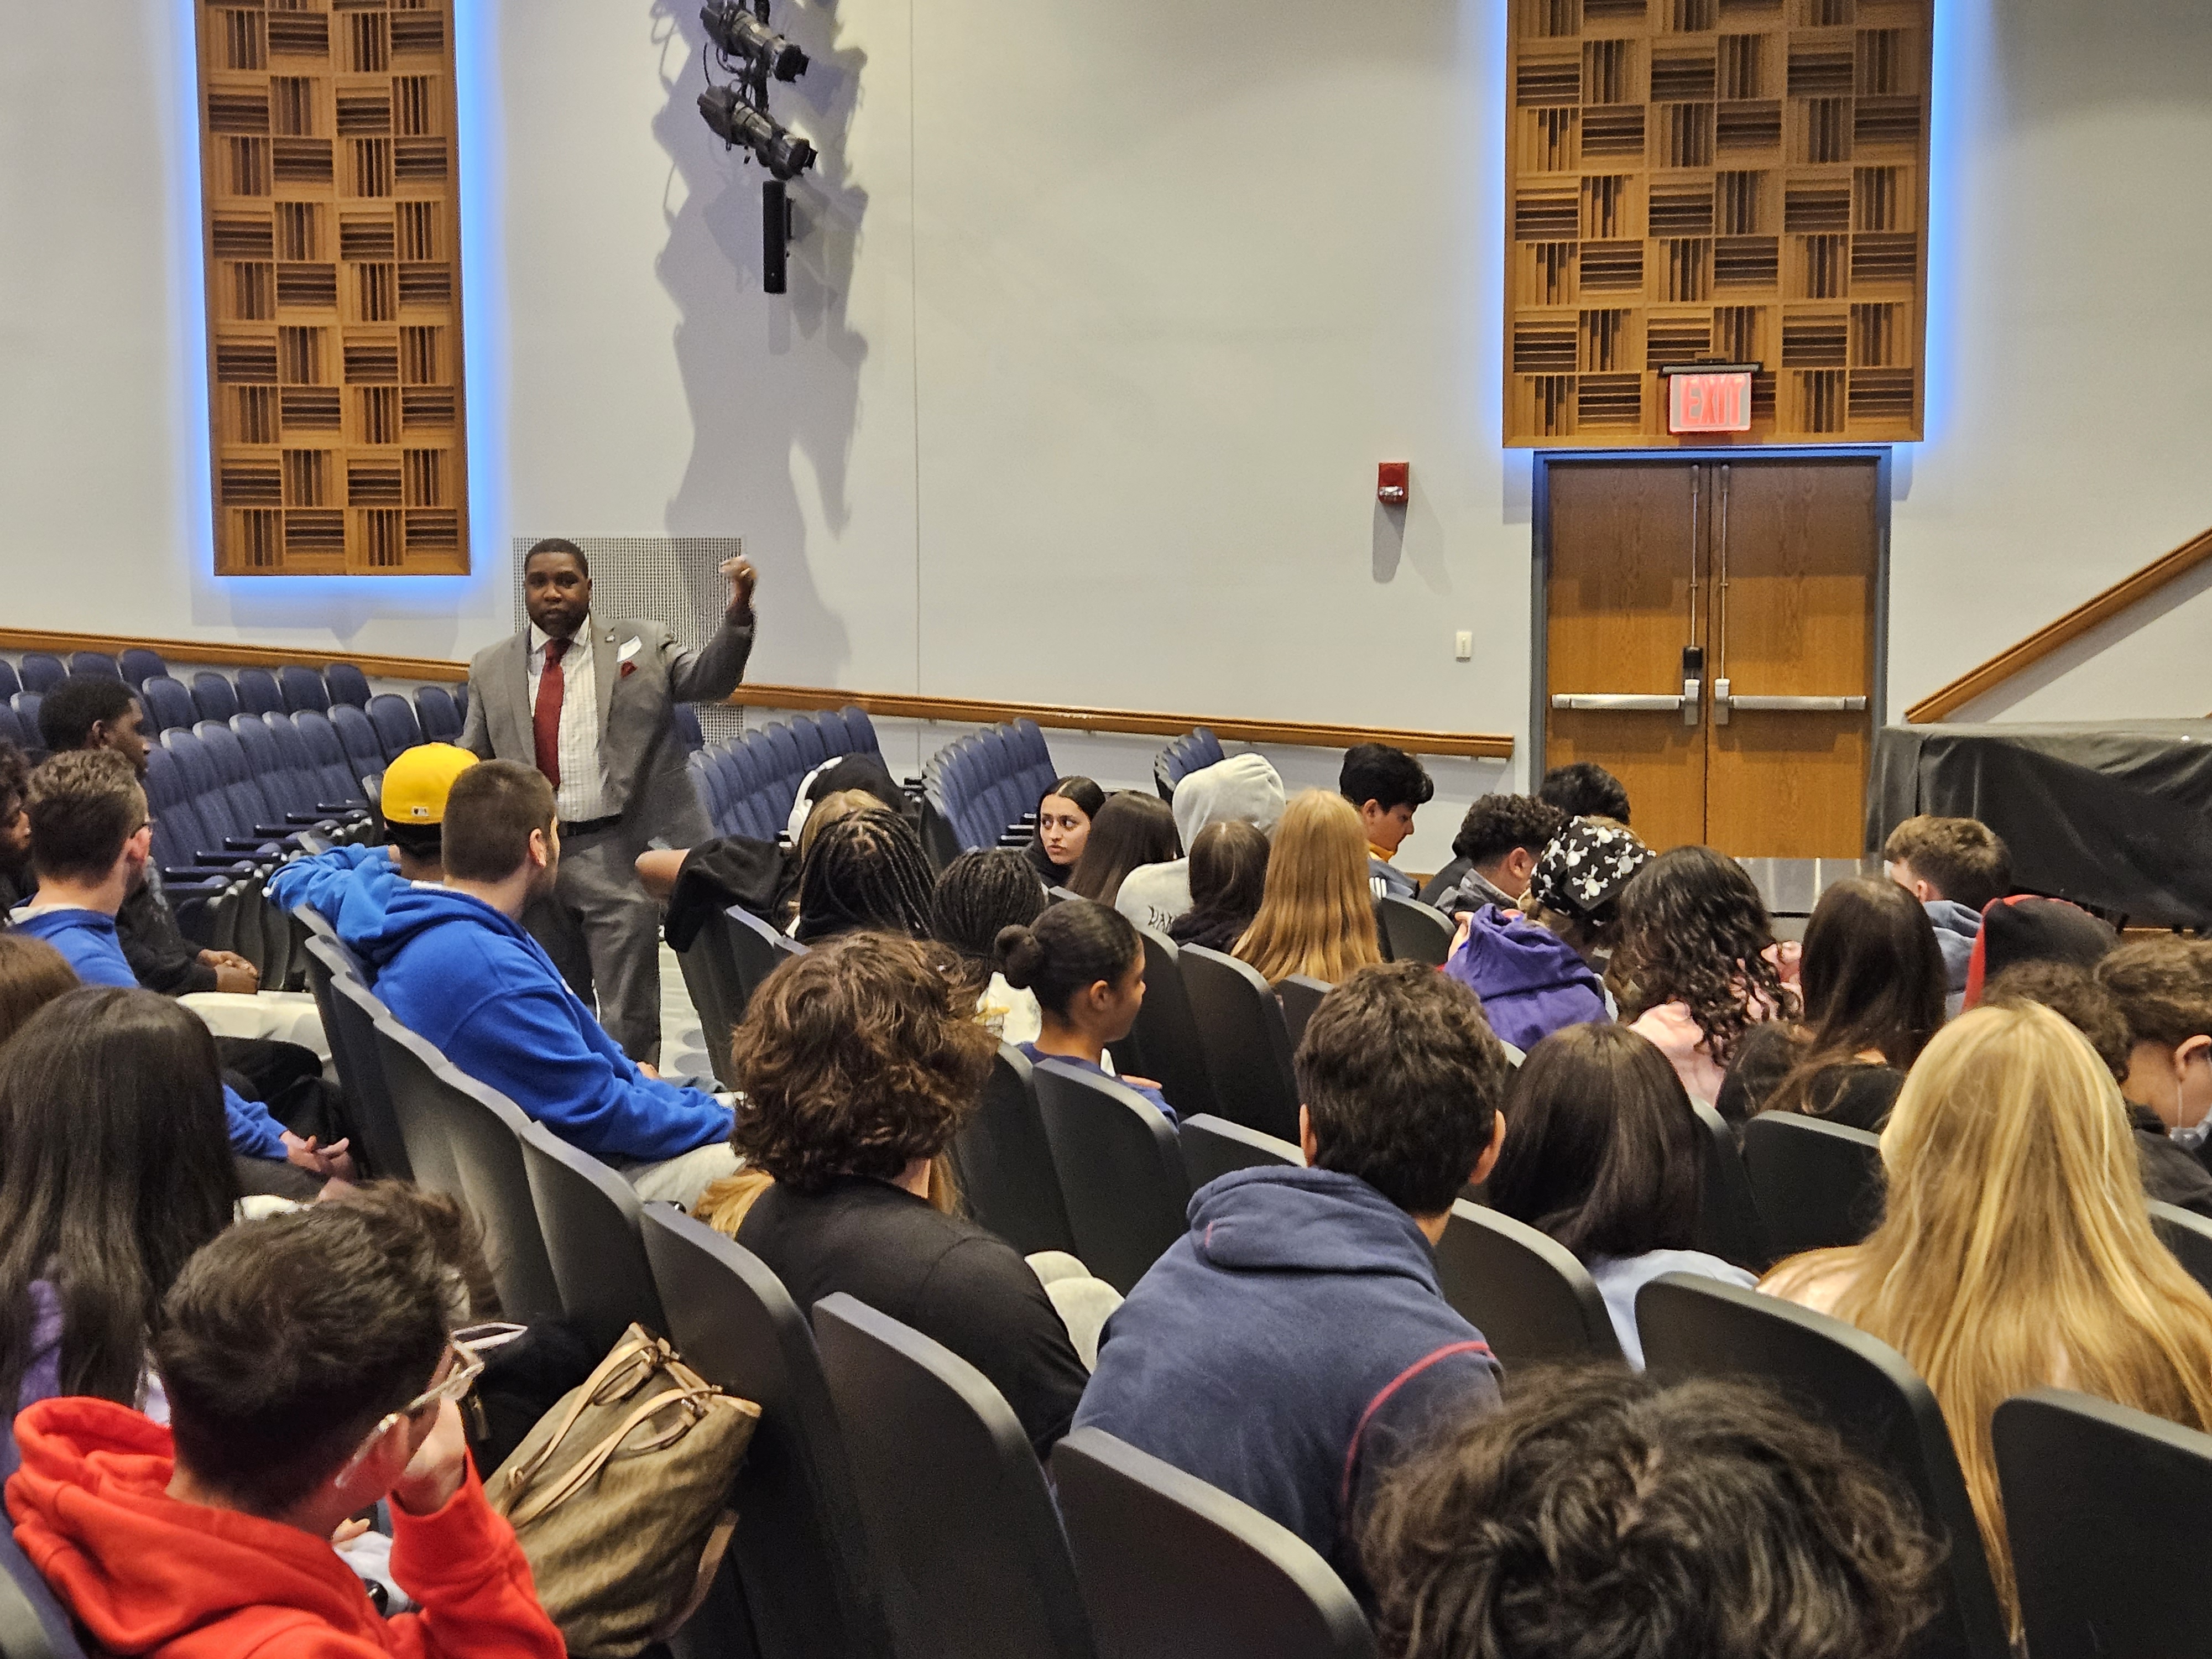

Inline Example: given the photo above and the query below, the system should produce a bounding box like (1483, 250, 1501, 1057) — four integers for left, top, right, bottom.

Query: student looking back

(1339, 743, 1432, 901)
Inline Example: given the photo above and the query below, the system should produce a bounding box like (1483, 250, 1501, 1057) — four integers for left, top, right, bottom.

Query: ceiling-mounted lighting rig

(697, 1, 815, 293)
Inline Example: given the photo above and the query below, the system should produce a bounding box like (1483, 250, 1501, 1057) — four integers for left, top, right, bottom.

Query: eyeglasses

(333, 1321, 527, 1486)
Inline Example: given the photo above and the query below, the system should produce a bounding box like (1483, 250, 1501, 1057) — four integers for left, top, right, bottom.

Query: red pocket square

(619, 661, 637, 678)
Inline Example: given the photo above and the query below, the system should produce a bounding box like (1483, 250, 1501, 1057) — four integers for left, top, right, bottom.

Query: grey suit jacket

(459, 612, 753, 848)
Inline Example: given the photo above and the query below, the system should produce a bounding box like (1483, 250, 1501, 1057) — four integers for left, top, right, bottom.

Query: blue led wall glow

(1915, 0, 1985, 447)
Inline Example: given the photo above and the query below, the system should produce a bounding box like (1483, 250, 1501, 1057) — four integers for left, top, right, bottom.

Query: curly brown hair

(728, 932, 997, 1193)
(1612, 844, 1786, 1071)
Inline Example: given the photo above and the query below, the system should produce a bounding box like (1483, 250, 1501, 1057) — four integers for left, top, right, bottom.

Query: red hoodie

(6, 1397, 564, 1659)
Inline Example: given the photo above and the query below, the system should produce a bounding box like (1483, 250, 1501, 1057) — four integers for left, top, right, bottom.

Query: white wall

(3, 0, 2210, 851)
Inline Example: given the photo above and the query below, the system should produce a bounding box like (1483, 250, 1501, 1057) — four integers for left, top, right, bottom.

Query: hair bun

(994, 924, 1044, 989)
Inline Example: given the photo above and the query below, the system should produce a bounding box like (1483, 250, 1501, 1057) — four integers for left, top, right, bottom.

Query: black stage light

(701, 2, 808, 81)
(698, 84, 817, 180)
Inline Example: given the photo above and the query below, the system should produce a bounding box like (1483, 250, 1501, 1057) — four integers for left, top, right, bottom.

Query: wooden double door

(1541, 456, 1881, 857)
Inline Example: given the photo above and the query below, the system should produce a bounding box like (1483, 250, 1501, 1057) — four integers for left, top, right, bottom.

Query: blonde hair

(797, 789, 881, 860)
(1232, 791, 1383, 987)
(1764, 1003, 2212, 1638)
(692, 1154, 966, 1236)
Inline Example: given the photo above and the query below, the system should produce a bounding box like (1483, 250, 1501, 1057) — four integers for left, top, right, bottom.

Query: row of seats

(921, 719, 1057, 867)
(686, 707, 881, 844)
(293, 917, 1363, 1659)
(1152, 725, 1224, 800)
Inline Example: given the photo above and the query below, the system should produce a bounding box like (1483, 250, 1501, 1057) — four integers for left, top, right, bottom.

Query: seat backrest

(1435, 1201, 1622, 1366)
(0, 661, 19, 704)
(290, 709, 366, 807)
(1692, 1100, 1771, 1270)
(1375, 896, 1454, 968)
(1417, 856, 1473, 907)
(452, 681, 468, 720)
(1177, 946, 1300, 1142)
(811, 1294, 1098, 1659)
(230, 715, 303, 819)
(516, 1119, 668, 1352)
(675, 703, 706, 754)
(670, 905, 742, 1090)
(140, 747, 213, 873)
(328, 704, 387, 791)
(278, 663, 331, 713)
(837, 705, 880, 755)
(2149, 1199, 2212, 1298)
(117, 646, 167, 689)
(1052, 1427, 1374, 1659)
(366, 691, 423, 759)
(162, 729, 247, 855)
(258, 713, 326, 810)
(639, 1209, 896, 1659)
(371, 1015, 562, 1323)
(1123, 929, 1220, 1122)
(1636, 1272, 2009, 1659)
(1994, 1387, 2212, 1659)
(235, 667, 285, 716)
(190, 671, 240, 723)
(66, 651, 120, 682)
(1032, 1059, 1190, 1295)
(192, 719, 279, 839)
(323, 661, 372, 708)
(1741, 1111, 1886, 1259)
(726, 904, 795, 1014)
(946, 1046, 1078, 1258)
(139, 674, 198, 735)
(16, 654, 64, 694)
(9, 693, 40, 744)
(0, 1527, 88, 1659)
(299, 932, 408, 1180)
(0, 706, 26, 755)
(1178, 1114, 1302, 1193)
(413, 684, 462, 742)
(1276, 974, 1331, 1050)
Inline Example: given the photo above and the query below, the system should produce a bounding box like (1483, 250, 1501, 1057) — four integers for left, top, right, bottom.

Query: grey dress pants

(524, 820, 664, 1064)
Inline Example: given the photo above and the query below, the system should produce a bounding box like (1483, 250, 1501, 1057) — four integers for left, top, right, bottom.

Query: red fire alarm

(1377, 461, 1410, 507)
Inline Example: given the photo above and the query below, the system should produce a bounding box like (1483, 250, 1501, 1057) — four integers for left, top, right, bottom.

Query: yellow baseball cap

(382, 742, 478, 826)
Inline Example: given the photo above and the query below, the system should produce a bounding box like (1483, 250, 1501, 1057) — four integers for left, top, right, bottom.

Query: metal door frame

(1527, 446, 1893, 786)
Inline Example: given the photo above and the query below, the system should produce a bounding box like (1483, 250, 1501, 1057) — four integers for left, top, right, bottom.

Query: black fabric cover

(1869, 722, 2212, 925)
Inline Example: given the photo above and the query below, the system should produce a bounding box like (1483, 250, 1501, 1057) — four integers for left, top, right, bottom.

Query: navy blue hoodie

(344, 883, 732, 1164)
(1074, 1166, 1500, 1586)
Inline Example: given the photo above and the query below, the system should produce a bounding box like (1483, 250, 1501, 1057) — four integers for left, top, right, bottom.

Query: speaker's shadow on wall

(650, 0, 868, 684)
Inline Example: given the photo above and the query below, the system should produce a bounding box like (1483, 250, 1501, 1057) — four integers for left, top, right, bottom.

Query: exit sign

(1665, 367, 1755, 434)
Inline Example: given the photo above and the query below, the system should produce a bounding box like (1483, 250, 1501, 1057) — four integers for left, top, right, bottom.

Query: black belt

(559, 815, 623, 837)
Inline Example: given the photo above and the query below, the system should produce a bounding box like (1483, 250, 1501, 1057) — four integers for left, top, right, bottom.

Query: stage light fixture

(697, 84, 816, 180)
(701, 2, 808, 82)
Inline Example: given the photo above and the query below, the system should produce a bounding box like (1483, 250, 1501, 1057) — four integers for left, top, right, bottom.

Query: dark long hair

(1768, 878, 1946, 1118)
(794, 806, 935, 943)
(1176, 821, 1270, 941)
(1613, 845, 1784, 1070)
(996, 899, 1144, 1022)
(0, 988, 241, 1413)
(1027, 776, 1105, 878)
(1067, 791, 1179, 905)
(1485, 1024, 1704, 1262)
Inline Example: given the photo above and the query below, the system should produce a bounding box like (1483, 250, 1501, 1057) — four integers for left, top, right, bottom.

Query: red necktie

(533, 636, 571, 790)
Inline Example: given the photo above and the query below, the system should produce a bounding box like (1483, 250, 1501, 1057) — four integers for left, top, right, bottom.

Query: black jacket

(2127, 1103, 2212, 1220)
(115, 876, 217, 995)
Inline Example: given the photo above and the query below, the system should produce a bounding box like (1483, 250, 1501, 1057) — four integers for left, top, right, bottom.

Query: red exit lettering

(1668, 371, 1753, 434)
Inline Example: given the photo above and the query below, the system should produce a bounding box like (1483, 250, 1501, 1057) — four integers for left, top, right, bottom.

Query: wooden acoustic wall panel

(1505, 0, 1931, 446)
(195, 1, 468, 573)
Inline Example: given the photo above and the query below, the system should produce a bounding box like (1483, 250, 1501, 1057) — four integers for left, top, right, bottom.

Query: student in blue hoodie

(1074, 962, 1509, 1590)
(6, 751, 332, 1192)
(1883, 814, 2011, 1014)
(266, 742, 477, 937)
(347, 760, 737, 1204)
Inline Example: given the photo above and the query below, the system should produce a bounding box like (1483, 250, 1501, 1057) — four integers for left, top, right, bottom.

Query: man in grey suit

(460, 538, 755, 1061)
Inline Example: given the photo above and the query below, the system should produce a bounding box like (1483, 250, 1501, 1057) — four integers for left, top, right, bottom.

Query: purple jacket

(1442, 905, 1609, 1051)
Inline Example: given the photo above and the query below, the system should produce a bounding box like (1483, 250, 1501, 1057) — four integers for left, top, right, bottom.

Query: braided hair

(932, 849, 1048, 999)
(793, 806, 935, 944)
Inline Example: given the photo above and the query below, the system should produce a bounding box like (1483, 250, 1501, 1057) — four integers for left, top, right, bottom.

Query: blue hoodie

(7, 906, 288, 1160)
(267, 843, 406, 940)
(1441, 905, 1609, 1052)
(1925, 898, 1980, 1015)
(1074, 1166, 1500, 1587)
(345, 883, 732, 1164)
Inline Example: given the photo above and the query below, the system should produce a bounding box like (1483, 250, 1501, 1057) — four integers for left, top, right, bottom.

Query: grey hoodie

(1925, 898, 1980, 1015)
(1115, 754, 1286, 932)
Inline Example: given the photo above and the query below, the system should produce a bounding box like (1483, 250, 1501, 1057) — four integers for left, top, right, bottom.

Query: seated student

(1426, 793, 1566, 916)
(349, 761, 736, 1204)
(1883, 813, 2011, 1011)
(1985, 957, 2212, 1219)
(727, 933, 1091, 1457)
(1361, 1370, 1940, 1659)
(1067, 791, 1180, 908)
(1115, 754, 1285, 931)
(1509, 815, 1649, 989)
(1075, 964, 1507, 1589)
(790, 803, 936, 945)
(0, 989, 241, 1425)
(1485, 1025, 1756, 1363)
(1961, 893, 2115, 1007)
(1025, 774, 1104, 888)
(1536, 759, 1631, 826)
(267, 742, 478, 935)
(1234, 790, 1385, 987)
(1167, 821, 1270, 954)
(931, 847, 1050, 1041)
(0, 740, 32, 911)
(9, 751, 339, 1187)
(997, 898, 1173, 1120)
(1764, 1003, 2212, 1644)
(0, 932, 77, 1046)
(1439, 823, 1620, 1052)
(1615, 845, 1789, 1106)
(1717, 877, 1945, 1131)
(1340, 742, 1432, 901)
(9, 1202, 564, 1659)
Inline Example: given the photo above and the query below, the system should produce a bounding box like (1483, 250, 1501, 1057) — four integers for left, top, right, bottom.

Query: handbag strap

(646, 1509, 740, 1646)
(506, 1386, 722, 1531)
(499, 1330, 665, 1500)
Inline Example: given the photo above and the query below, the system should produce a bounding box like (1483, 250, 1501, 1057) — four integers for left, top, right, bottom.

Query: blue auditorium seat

(687, 750, 727, 836)
(68, 651, 122, 682)
(279, 664, 331, 714)
(191, 671, 240, 723)
(139, 675, 199, 735)
(236, 669, 285, 716)
(263, 713, 352, 815)
(0, 660, 22, 703)
(0, 706, 29, 754)
(324, 662, 372, 709)
(328, 705, 387, 795)
(11, 692, 41, 745)
(414, 685, 462, 742)
(194, 721, 306, 847)
(292, 711, 369, 810)
(118, 647, 167, 688)
(790, 713, 830, 770)
(233, 716, 341, 829)
(453, 682, 469, 721)
(17, 654, 65, 694)
(760, 724, 805, 820)
(162, 729, 278, 859)
(366, 692, 424, 759)
(675, 705, 706, 753)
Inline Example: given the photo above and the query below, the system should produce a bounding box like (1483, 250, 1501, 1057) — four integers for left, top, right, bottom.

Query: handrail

(0, 627, 1514, 758)
(1904, 523, 2212, 724)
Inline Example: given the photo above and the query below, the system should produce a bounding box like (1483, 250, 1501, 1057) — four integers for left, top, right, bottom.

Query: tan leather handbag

(489, 1324, 761, 1658)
